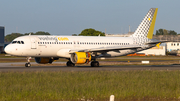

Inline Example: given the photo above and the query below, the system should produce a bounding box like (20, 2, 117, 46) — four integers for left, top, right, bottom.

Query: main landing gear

(66, 59, 99, 67)
(66, 61, 75, 67)
(91, 61, 99, 67)
(25, 57, 31, 67)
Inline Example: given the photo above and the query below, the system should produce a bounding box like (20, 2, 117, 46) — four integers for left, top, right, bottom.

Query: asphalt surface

(0, 62, 180, 72)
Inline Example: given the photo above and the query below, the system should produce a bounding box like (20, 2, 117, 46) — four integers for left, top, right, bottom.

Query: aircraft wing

(69, 45, 142, 53)
(145, 40, 169, 44)
(145, 40, 169, 48)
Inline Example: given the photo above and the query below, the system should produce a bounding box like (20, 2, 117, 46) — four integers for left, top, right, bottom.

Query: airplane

(5, 8, 164, 67)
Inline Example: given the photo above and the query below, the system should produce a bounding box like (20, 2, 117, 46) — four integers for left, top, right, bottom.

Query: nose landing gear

(25, 57, 31, 67)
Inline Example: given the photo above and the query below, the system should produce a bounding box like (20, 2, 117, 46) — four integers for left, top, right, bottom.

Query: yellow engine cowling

(35, 57, 54, 64)
(70, 52, 91, 64)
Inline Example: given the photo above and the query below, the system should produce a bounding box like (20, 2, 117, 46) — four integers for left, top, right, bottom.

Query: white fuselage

(5, 35, 136, 58)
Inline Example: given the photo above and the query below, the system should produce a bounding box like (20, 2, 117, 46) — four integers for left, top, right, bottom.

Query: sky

(0, 0, 180, 36)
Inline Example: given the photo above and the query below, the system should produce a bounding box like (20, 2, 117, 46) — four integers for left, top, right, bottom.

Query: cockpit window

(12, 41, 17, 44)
(12, 41, 25, 44)
(21, 41, 24, 44)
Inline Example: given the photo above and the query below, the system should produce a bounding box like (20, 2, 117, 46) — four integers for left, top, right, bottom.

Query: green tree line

(5, 31, 50, 42)
(155, 29, 179, 35)
(7, 28, 179, 42)
(5, 28, 105, 42)
(72, 28, 105, 36)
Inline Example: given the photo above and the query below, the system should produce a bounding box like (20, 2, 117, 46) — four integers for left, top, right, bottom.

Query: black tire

(66, 61, 75, 67)
(91, 62, 94, 67)
(94, 61, 99, 67)
(25, 63, 31, 67)
(91, 61, 99, 67)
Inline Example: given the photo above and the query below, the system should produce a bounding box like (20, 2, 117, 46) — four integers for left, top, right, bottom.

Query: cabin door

(30, 38, 37, 49)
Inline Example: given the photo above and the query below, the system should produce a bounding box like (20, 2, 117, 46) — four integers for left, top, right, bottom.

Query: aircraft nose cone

(4, 45, 12, 54)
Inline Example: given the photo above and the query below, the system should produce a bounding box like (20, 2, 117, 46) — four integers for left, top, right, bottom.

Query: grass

(1, 71, 180, 101)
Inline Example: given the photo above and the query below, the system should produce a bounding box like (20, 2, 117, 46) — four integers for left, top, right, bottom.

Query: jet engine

(70, 52, 91, 64)
(35, 57, 56, 64)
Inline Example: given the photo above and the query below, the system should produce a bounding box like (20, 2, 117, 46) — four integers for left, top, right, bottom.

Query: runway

(0, 62, 180, 72)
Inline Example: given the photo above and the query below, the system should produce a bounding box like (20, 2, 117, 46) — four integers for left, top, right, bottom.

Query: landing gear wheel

(91, 61, 99, 67)
(66, 61, 75, 67)
(25, 57, 32, 67)
(25, 63, 31, 67)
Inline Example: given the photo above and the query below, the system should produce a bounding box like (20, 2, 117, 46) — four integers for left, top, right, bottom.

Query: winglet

(156, 42, 161, 48)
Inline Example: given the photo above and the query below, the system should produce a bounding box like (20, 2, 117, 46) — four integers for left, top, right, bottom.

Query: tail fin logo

(132, 8, 158, 45)
(132, 8, 158, 39)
